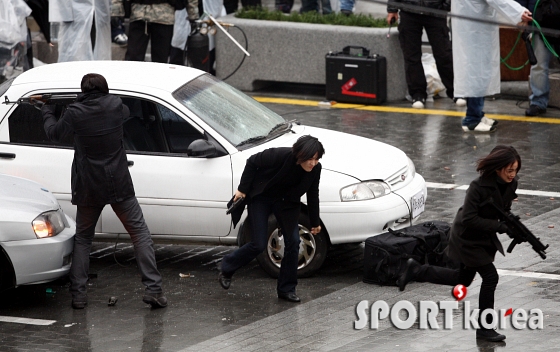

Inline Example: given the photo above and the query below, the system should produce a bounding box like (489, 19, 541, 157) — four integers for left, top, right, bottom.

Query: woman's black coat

(447, 175, 518, 267)
(231, 147, 321, 228)
(42, 93, 134, 207)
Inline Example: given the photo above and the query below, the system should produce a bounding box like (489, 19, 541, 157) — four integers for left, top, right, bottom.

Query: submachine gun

(485, 197, 549, 259)
(3, 94, 77, 110)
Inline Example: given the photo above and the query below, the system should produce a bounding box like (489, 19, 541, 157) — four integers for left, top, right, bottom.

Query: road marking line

(426, 182, 560, 198)
(498, 269, 560, 280)
(253, 96, 560, 124)
(0, 316, 56, 326)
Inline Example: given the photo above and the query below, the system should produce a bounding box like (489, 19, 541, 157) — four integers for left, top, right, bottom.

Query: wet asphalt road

(2, 91, 560, 351)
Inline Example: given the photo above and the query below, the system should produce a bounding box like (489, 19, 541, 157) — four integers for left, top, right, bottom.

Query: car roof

(11, 61, 206, 92)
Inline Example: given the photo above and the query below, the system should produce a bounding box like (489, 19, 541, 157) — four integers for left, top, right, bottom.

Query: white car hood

(0, 174, 59, 218)
(302, 126, 407, 181)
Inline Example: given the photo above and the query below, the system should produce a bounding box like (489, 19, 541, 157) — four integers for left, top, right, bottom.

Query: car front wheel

(245, 212, 328, 278)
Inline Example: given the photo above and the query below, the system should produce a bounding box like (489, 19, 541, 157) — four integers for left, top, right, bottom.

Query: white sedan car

(0, 174, 75, 291)
(0, 61, 426, 277)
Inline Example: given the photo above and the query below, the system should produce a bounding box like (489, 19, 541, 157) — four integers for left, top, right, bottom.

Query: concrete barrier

(215, 15, 408, 102)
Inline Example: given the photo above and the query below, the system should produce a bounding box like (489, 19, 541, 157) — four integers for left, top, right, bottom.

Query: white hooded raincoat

(452, 0, 526, 97)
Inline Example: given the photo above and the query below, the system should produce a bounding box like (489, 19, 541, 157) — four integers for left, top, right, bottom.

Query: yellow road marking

(253, 96, 560, 125)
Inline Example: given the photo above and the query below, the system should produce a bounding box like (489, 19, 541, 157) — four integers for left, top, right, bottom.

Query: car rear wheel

(243, 212, 328, 278)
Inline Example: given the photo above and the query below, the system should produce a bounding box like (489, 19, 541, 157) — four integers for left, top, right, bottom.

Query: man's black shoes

(476, 329, 506, 342)
(142, 293, 168, 308)
(525, 105, 546, 117)
(397, 258, 421, 292)
(218, 272, 232, 290)
(278, 292, 301, 303)
(72, 299, 87, 309)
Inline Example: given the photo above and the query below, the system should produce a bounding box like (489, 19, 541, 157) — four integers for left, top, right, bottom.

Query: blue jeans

(220, 196, 301, 294)
(339, 0, 354, 11)
(462, 97, 485, 126)
(529, 34, 552, 110)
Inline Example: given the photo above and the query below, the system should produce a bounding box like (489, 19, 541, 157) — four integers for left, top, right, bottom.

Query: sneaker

(340, 9, 353, 15)
(525, 104, 546, 116)
(113, 33, 128, 46)
(412, 98, 425, 109)
(481, 116, 498, 126)
(142, 293, 168, 308)
(454, 98, 467, 107)
(462, 122, 496, 133)
(476, 329, 506, 342)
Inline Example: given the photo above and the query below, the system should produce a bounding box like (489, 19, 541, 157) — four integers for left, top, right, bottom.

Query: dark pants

(125, 21, 174, 63)
(398, 11, 454, 100)
(220, 196, 301, 294)
(69, 196, 163, 300)
(416, 262, 499, 328)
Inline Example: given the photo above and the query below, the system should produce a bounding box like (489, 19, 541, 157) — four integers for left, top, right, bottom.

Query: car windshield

(172, 74, 286, 147)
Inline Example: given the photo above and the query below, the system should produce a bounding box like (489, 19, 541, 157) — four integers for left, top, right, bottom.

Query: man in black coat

(42, 73, 167, 309)
(219, 135, 324, 303)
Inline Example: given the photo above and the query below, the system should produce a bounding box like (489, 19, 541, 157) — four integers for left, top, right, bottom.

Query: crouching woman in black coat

(398, 145, 521, 342)
(218, 135, 325, 303)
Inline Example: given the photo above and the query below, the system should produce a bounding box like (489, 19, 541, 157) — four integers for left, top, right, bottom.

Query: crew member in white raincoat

(452, 0, 532, 132)
(49, 0, 112, 62)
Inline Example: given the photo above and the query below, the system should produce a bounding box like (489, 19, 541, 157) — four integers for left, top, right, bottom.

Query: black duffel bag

(363, 220, 451, 286)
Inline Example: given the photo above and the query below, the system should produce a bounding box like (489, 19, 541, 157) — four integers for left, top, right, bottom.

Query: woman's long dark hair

(477, 145, 521, 178)
(292, 135, 325, 164)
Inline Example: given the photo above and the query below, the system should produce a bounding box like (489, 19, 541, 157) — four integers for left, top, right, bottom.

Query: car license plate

(411, 190, 425, 218)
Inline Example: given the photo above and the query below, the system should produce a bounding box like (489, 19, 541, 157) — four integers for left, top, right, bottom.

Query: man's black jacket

(42, 92, 134, 206)
(231, 147, 321, 228)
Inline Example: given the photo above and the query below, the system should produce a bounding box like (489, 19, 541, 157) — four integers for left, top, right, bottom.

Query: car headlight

(407, 157, 416, 179)
(340, 181, 391, 201)
(32, 209, 69, 238)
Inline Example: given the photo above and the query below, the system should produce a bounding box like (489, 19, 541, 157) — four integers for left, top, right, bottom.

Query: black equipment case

(326, 46, 387, 105)
(363, 221, 451, 286)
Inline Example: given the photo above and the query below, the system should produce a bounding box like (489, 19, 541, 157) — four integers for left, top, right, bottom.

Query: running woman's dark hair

(81, 73, 109, 94)
(292, 135, 325, 164)
(477, 145, 521, 178)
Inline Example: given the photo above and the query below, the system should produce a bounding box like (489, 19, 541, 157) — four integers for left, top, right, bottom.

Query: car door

(100, 95, 234, 239)
(0, 100, 77, 224)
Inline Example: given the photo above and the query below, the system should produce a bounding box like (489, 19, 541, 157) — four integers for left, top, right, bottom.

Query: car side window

(121, 98, 168, 153)
(120, 96, 205, 154)
(8, 104, 73, 147)
(158, 105, 204, 153)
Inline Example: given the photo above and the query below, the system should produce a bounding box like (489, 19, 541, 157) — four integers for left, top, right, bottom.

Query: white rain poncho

(0, 0, 31, 49)
(452, 0, 526, 97)
(50, 0, 112, 62)
(202, 0, 226, 51)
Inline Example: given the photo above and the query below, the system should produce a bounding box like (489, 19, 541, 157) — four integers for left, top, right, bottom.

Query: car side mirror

(187, 139, 217, 157)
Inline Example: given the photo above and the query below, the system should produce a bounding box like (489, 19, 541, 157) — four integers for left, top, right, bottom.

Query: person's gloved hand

(498, 222, 510, 234)
(40, 103, 56, 115)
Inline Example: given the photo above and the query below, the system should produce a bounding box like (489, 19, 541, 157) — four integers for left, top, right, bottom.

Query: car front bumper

(2, 215, 75, 286)
(320, 174, 428, 244)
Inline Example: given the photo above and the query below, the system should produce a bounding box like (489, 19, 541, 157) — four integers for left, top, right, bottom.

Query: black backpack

(363, 221, 452, 286)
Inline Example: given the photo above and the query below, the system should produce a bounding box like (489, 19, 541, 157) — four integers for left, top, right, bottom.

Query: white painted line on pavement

(497, 269, 560, 281)
(426, 182, 560, 198)
(0, 316, 56, 326)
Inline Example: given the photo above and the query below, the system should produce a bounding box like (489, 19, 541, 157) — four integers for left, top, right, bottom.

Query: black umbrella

(25, 0, 50, 44)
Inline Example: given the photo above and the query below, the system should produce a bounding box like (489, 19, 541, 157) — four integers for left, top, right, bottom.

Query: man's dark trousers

(398, 11, 454, 100)
(220, 196, 301, 294)
(70, 196, 163, 300)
